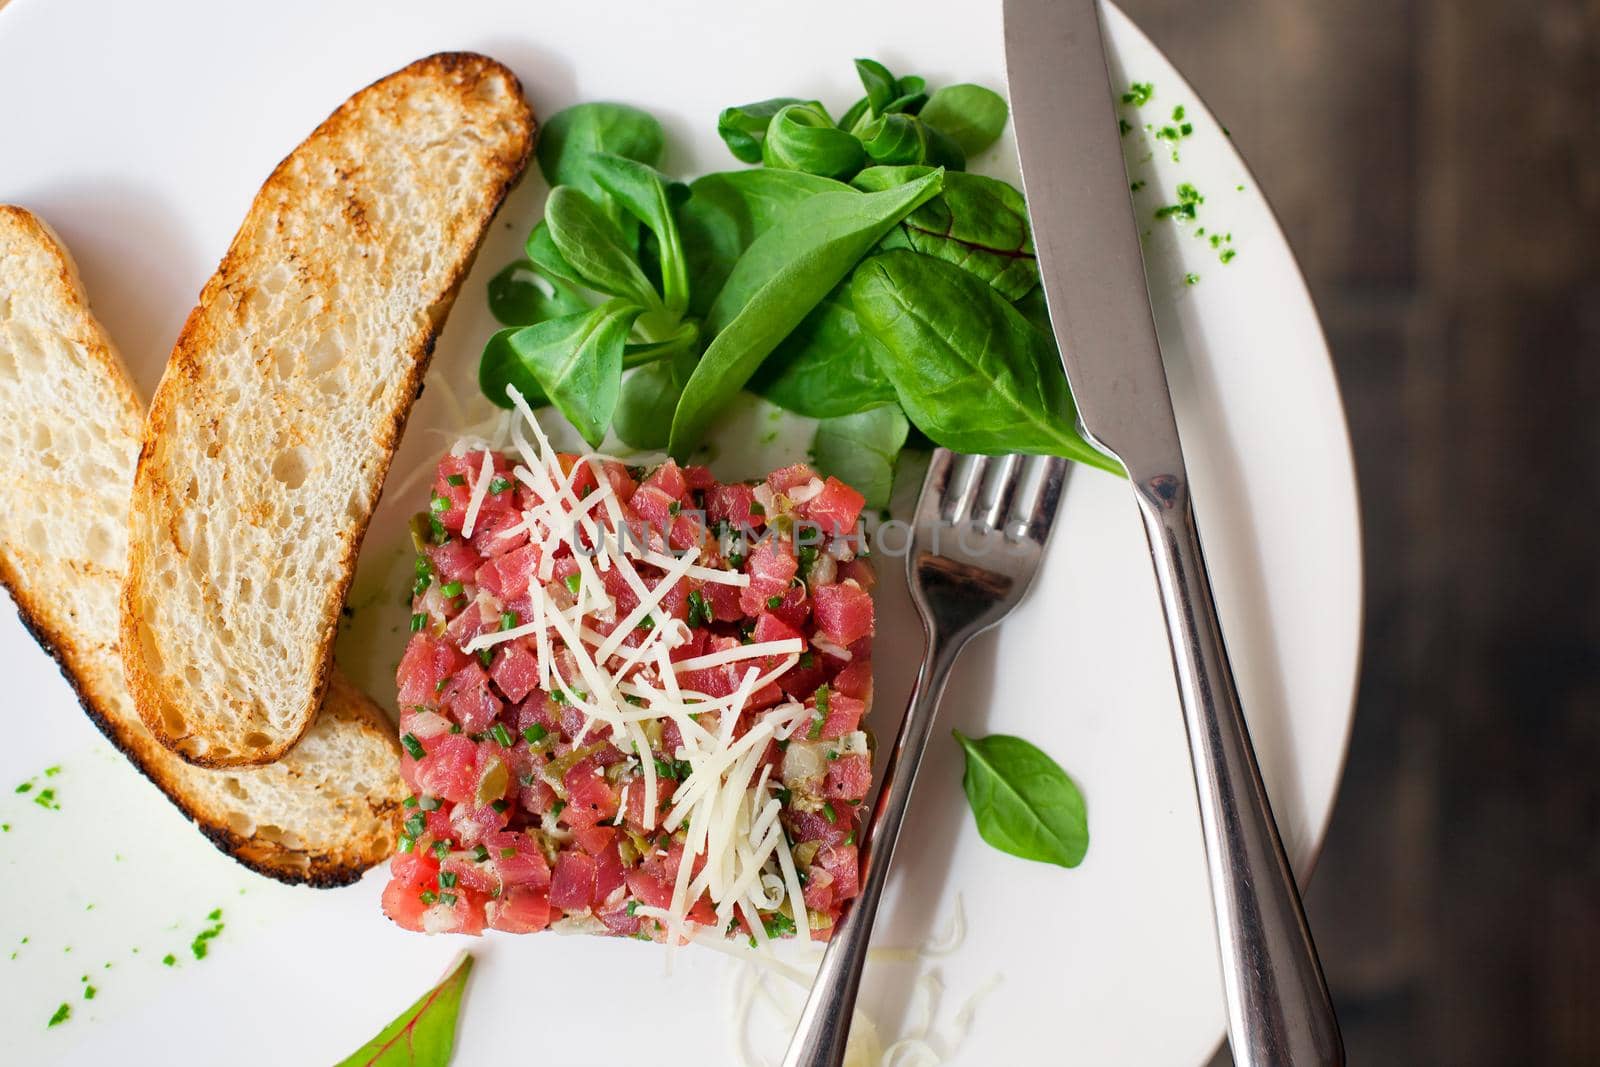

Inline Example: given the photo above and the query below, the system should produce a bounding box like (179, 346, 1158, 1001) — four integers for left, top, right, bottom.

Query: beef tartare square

(383, 397, 875, 944)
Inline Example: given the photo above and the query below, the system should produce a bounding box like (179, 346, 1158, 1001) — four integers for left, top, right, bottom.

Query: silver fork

(783, 449, 1069, 1067)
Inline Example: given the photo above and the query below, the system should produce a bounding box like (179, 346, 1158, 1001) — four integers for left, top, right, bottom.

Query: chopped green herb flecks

(1220, 248, 1237, 264)
(83, 985, 96, 1001)
(1184, 272, 1201, 286)
(1121, 81, 1154, 106)
(1155, 183, 1205, 222)
(47, 1002, 70, 1027)
(161, 954, 176, 967)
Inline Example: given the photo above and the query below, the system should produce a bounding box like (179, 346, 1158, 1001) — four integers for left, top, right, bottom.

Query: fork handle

(781, 634, 964, 1067)
(1134, 478, 1344, 1066)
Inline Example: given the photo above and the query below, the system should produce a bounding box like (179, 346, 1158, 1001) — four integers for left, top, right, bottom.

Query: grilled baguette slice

(0, 205, 403, 885)
(121, 52, 536, 766)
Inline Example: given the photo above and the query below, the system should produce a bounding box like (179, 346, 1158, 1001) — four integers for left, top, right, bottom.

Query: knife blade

(1003, 2, 1345, 1065)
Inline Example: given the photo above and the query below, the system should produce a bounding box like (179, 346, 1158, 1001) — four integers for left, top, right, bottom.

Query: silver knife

(1003, 1, 1345, 1064)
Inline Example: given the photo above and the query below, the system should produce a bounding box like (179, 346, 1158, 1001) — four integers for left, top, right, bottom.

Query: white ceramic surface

(0, 1, 1361, 1063)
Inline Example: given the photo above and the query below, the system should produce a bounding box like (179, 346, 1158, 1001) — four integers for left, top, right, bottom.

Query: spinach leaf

(677, 169, 854, 317)
(668, 170, 945, 458)
(525, 221, 589, 292)
(858, 113, 965, 171)
(751, 286, 897, 417)
(333, 953, 473, 1067)
(544, 187, 663, 312)
(952, 730, 1088, 868)
(479, 300, 642, 446)
(853, 169, 1039, 299)
(717, 97, 806, 163)
(900, 172, 1037, 300)
(486, 260, 589, 326)
(588, 154, 691, 316)
(762, 102, 866, 180)
(811, 405, 909, 509)
(538, 103, 665, 189)
(850, 250, 1120, 472)
(837, 95, 872, 135)
(854, 58, 899, 116)
(919, 84, 1010, 157)
(614, 361, 682, 450)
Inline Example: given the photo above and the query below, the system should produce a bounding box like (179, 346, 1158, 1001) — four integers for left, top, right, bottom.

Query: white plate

(0, 1, 1361, 1063)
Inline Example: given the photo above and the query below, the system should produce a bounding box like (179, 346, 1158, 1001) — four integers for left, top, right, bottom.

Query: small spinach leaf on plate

(952, 730, 1088, 868)
(668, 169, 945, 459)
(750, 286, 897, 418)
(919, 84, 1010, 157)
(761, 102, 866, 180)
(332, 953, 473, 1067)
(677, 169, 849, 317)
(811, 405, 909, 509)
(480, 300, 642, 446)
(850, 250, 1120, 472)
(524, 220, 589, 292)
(486, 260, 589, 327)
(544, 187, 663, 312)
(717, 97, 807, 163)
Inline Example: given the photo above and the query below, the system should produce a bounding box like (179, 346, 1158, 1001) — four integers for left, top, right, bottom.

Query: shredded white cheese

(469, 387, 822, 943)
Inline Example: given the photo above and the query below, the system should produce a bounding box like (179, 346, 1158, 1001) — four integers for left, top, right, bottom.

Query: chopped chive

(844, 832, 856, 846)
(523, 724, 548, 744)
(403, 795, 419, 808)
(409, 612, 428, 633)
(776, 787, 793, 806)
(441, 580, 464, 598)
(431, 840, 450, 858)
(637, 615, 655, 631)
(766, 594, 783, 609)
(429, 494, 451, 515)
(438, 871, 458, 889)
(419, 890, 438, 905)
(500, 611, 519, 630)
(798, 652, 815, 669)
(401, 733, 426, 760)
(162, 954, 177, 967)
(488, 476, 512, 495)
(490, 723, 514, 748)
(550, 800, 566, 817)
(563, 573, 581, 595)
(446, 474, 467, 487)
(750, 502, 766, 517)
(823, 802, 838, 823)
(403, 813, 426, 838)
(48, 1002, 71, 1026)
(491, 799, 509, 813)
(500, 847, 518, 859)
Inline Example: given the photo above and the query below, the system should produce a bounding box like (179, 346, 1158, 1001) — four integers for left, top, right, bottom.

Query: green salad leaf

(538, 102, 664, 200)
(668, 169, 945, 458)
(919, 84, 1010, 156)
(811, 405, 909, 509)
(333, 953, 474, 1067)
(544, 187, 663, 312)
(717, 97, 806, 163)
(750, 286, 896, 418)
(851, 250, 1120, 472)
(678, 169, 850, 315)
(486, 260, 589, 327)
(480, 300, 642, 446)
(953, 730, 1088, 868)
(588, 153, 691, 315)
(761, 102, 866, 179)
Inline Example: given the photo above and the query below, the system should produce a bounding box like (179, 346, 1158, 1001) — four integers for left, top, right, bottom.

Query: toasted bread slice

(121, 52, 536, 766)
(0, 205, 403, 885)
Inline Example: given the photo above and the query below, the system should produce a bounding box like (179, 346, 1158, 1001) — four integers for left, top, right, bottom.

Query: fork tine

(916, 449, 957, 525)
(975, 453, 1023, 531)
(1003, 455, 1050, 538)
(1023, 457, 1071, 543)
(941, 454, 989, 524)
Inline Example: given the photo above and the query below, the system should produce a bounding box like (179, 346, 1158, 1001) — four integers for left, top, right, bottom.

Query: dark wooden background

(1113, 1, 1599, 1063)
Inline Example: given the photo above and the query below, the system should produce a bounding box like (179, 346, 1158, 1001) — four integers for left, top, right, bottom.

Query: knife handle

(1132, 472, 1344, 1067)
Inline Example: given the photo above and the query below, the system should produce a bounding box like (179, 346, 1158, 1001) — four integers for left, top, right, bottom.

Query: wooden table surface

(1115, 2, 1600, 1064)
